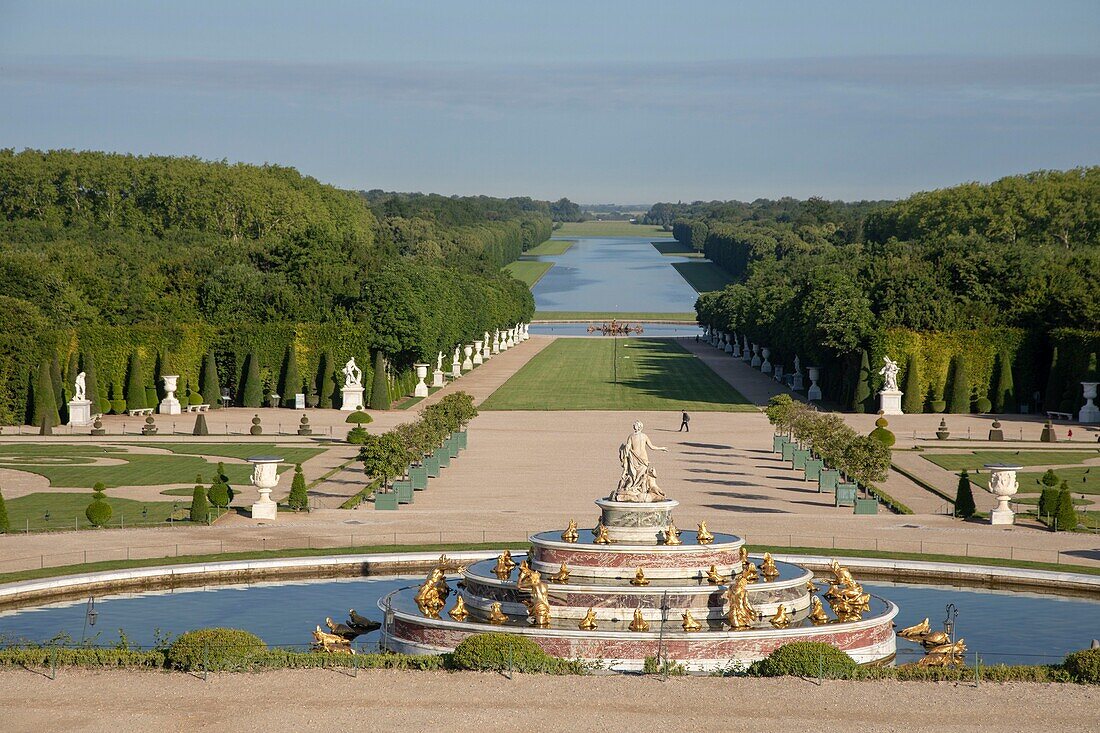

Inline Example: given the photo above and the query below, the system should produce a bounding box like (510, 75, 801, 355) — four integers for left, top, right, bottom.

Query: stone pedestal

(791, 372, 804, 391)
(492, 332, 501, 354)
(807, 367, 822, 401)
(159, 375, 181, 415)
(761, 348, 772, 374)
(773, 365, 784, 383)
(741, 336, 751, 362)
(879, 389, 903, 416)
(432, 369, 445, 388)
(462, 346, 474, 371)
(986, 463, 1021, 525)
(248, 456, 282, 520)
(595, 498, 679, 545)
(1080, 382, 1099, 424)
(473, 341, 484, 365)
(340, 386, 365, 411)
(724, 338, 734, 354)
(414, 364, 429, 398)
(294, 393, 306, 409)
(750, 344, 762, 368)
(68, 399, 93, 427)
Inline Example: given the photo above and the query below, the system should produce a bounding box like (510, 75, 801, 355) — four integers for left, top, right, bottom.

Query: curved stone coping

(595, 498, 679, 512)
(530, 530, 743, 552)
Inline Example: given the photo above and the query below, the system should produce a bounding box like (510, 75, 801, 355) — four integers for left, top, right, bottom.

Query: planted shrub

(992, 351, 1015, 413)
(1038, 486, 1058, 519)
(287, 464, 308, 511)
(869, 415, 896, 448)
(207, 474, 230, 508)
(166, 628, 266, 671)
(346, 409, 373, 444)
(316, 351, 335, 409)
(369, 351, 390, 410)
(239, 352, 263, 408)
(1055, 486, 1078, 531)
(80, 352, 102, 415)
(450, 633, 583, 674)
(190, 478, 209, 523)
(278, 344, 300, 408)
(200, 351, 221, 408)
(947, 355, 970, 414)
(31, 359, 60, 428)
(953, 471, 976, 519)
(851, 350, 872, 413)
(900, 355, 923, 414)
(1062, 648, 1100, 684)
(85, 481, 112, 527)
(748, 642, 857, 678)
(124, 352, 147, 410)
(0, 487, 9, 533)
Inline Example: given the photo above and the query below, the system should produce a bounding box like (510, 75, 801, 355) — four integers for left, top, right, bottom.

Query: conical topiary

(947, 354, 970, 414)
(316, 351, 335, 409)
(953, 471, 976, 518)
(369, 351, 390, 410)
(193, 413, 209, 436)
(80, 352, 103, 414)
(900, 354, 922, 414)
(190, 476, 209, 523)
(851, 350, 872, 413)
(1055, 485, 1077, 532)
(239, 352, 263, 408)
(992, 352, 1015, 413)
(200, 351, 221, 408)
(50, 352, 63, 412)
(31, 359, 60, 428)
(278, 345, 300, 408)
(0, 487, 9, 533)
(1038, 485, 1058, 520)
(287, 464, 308, 511)
(124, 352, 147, 410)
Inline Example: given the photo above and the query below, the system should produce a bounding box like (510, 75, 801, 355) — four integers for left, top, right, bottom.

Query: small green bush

(190, 481, 209, 523)
(974, 396, 992, 413)
(0, 487, 9, 533)
(1038, 486, 1058, 519)
(85, 482, 112, 526)
(0, 646, 165, 669)
(110, 398, 126, 415)
(1055, 486, 1078, 531)
(1063, 648, 1100, 684)
(954, 470, 976, 518)
(748, 642, 857, 678)
(346, 426, 368, 444)
(287, 464, 308, 511)
(869, 416, 896, 448)
(188, 390, 204, 406)
(166, 628, 266, 671)
(450, 633, 584, 674)
(345, 410, 373, 426)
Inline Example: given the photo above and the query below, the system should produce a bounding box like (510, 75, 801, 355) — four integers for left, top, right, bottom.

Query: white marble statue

(610, 421, 669, 503)
(793, 355, 802, 374)
(452, 346, 461, 365)
(74, 372, 86, 401)
(879, 356, 900, 392)
(437, 351, 444, 371)
(342, 358, 363, 388)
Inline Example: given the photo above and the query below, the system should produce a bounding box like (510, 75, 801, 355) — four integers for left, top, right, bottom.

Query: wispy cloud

(2, 53, 1097, 116)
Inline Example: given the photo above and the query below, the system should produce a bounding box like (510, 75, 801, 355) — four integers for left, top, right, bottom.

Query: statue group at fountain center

(609, 421, 669, 502)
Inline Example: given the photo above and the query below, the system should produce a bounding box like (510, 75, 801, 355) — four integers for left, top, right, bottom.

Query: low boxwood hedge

(166, 628, 266, 671)
(450, 633, 585, 674)
(748, 641, 858, 678)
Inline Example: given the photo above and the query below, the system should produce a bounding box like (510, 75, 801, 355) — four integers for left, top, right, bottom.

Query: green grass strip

(503, 260, 554, 287)
(670, 261, 735, 293)
(524, 239, 575, 256)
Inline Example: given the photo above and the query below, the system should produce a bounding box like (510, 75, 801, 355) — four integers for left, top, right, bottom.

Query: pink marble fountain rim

(530, 530, 744, 552)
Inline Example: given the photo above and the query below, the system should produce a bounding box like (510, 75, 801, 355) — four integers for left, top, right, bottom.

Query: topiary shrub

(1055, 485, 1078, 531)
(207, 473, 230, 508)
(166, 628, 266, 671)
(954, 471, 976, 518)
(947, 354, 970, 414)
(369, 351, 391, 410)
(0, 487, 9, 533)
(1063, 648, 1100, 684)
(974, 396, 992, 414)
(190, 478, 209, 523)
(747, 642, 857, 678)
(188, 389, 204, 406)
(1038, 486, 1058, 520)
(869, 415, 896, 448)
(287, 464, 308, 511)
(85, 481, 112, 527)
(450, 633, 583, 674)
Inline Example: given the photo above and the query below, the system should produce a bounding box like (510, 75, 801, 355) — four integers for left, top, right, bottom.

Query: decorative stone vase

(1080, 382, 1099, 424)
(935, 418, 950, 440)
(414, 363, 429, 397)
(247, 456, 282, 520)
(750, 344, 762, 368)
(985, 463, 1021, 525)
(806, 367, 822, 401)
(159, 374, 182, 415)
(473, 340, 484, 365)
(462, 345, 474, 371)
(761, 347, 772, 374)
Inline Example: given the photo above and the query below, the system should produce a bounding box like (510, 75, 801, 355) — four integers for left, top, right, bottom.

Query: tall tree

(278, 344, 300, 407)
(316, 352, 335, 409)
(124, 351, 147, 410)
(900, 354, 923, 414)
(31, 359, 60, 427)
(992, 352, 1015, 413)
(200, 351, 221, 407)
(239, 352, 263, 408)
(50, 352, 63, 409)
(369, 351, 391, 410)
(947, 354, 971, 414)
(953, 471, 976, 518)
(851, 349, 872, 413)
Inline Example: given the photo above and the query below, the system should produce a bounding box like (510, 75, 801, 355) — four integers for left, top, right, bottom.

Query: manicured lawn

(504, 260, 554, 287)
(480, 337, 752, 411)
(534, 311, 699, 322)
(651, 241, 702, 257)
(554, 221, 670, 238)
(923, 450, 1099, 471)
(5, 492, 200, 532)
(0, 444, 307, 489)
(525, 239, 576, 256)
(671, 261, 734, 293)
(968, 466, 1100, 495)
(138, 443, 325, 465)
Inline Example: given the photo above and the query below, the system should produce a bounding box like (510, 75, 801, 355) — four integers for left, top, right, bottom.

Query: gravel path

(0, 669, 1096, 732)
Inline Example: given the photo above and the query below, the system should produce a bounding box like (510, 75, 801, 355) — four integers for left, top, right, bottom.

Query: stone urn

(761, 347, 772, 374)
(806, 367, 822, 401)
(247, 456, 282, 520)
(473, 340, 484, 365)
(414, 363, 429, 397)
(159, 374, 182, 415)
(936, 418, 950, 440)
(1081, 382, 1099, 424)
(985, 463, 1021, 525)
(462, 345, 474, 371)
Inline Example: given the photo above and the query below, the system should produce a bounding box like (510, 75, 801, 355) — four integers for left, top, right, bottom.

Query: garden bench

(185, 404, 211, 413)
(127, 408, 154, 417)
(1046, 411, 1073, 421)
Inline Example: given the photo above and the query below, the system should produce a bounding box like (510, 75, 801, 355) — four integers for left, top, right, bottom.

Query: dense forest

(0, 149, 547, 424)
(675, 169, 1100, 414)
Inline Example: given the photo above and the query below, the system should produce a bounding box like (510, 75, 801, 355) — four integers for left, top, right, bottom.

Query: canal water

(2, 576, 1097, 665)
(529, 237, 700, 313)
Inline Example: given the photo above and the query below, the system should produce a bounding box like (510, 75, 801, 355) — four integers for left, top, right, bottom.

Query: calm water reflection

(2, 576, 1097, 664)
(531, 237, 700, 312)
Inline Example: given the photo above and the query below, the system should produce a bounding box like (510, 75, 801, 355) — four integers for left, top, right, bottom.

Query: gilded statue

(415, 568, 449, 618)
(919, 630, 950, 648)
(488, 602, 508, 624)
(628, 609, 650, 632)
(739, 546, 749, 569)
(681, 610, 702, 632)
(897, 618, 930, 639)
(743, 562, 759, 583)
(348, 609, 381, 633)
(696, 521, 714, 545)
(448, 595, 470, 622)
(593, 521, 611, 545)
(926, 638, 966, 657)
(561, 519, 579, 543)
(663, 520, 682, 546)
(724, 573, 755, 629)
(769, 604, 790, 628)
(579, 608, 598, 630)
(808, 596, 830, 625)
(610, 421, 668, 502)
(312, 626, 354, 654)
(493, 550, 516, 579)
(705, 565, 723, 585)
(630, 567, 650, 586)
(325, 617, 359, 639)
(760, 552, 779, 579)
(805, 580, 817, 593)
(518, 566, 552, 627)
(917, 641, 966, 668)
(550, 562, 570, 583)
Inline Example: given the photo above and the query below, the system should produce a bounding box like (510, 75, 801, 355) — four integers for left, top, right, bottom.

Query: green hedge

(747, 641, 857, 678)
(0, 646, 165, 669)
(166, 628, 266, 671)
(450, 633, 586, 674)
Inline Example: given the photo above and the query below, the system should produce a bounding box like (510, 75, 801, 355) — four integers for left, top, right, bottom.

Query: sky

(1, 1, 1097, 203)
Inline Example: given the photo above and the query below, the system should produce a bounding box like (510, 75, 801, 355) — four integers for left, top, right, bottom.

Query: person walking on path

(678, 410, 690, 432)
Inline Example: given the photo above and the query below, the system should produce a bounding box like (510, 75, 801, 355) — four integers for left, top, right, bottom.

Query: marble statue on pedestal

(432, 350, 446, 388)
(492, 330, 501, 354)
(610, 421, 669, 503)
(74, 372, 86, 401)
(482, 332, 492, 360)
(451, 347, 462, 378)
(340, 358, 365, 411)
(878, 355, 903, 415)
(791, 355, 804, 391)
(68, 371, 93, 426)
